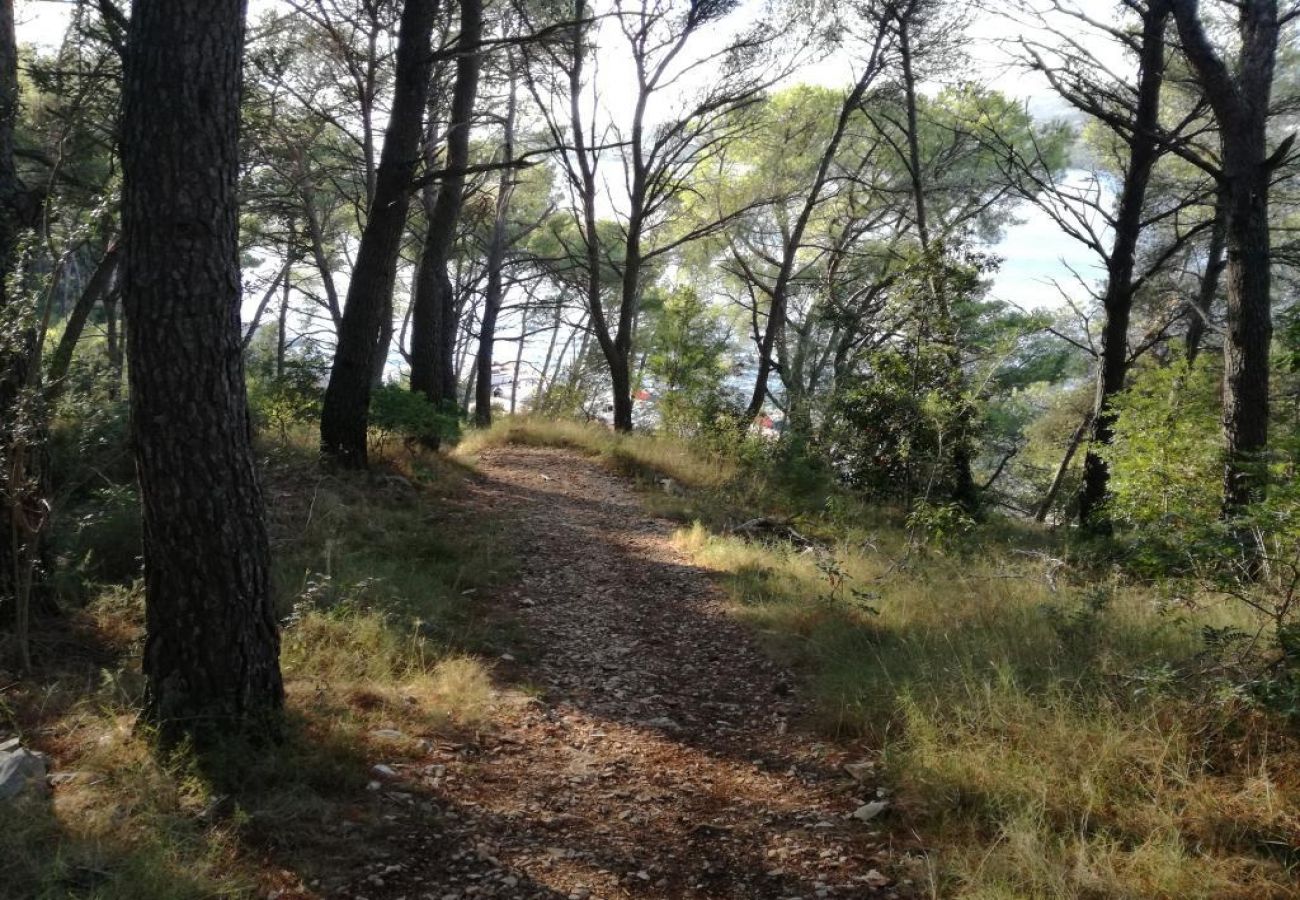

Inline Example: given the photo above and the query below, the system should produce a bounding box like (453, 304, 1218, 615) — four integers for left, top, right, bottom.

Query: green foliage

(641, 286, 738, 434)
(58, 484, 142, 591)
(245, 336, 327, 441)
(905, 499, 977, 548)
(368, 385, 460, 452)
(1102, 360, 1223, 534)
(819, 247, 990, 503)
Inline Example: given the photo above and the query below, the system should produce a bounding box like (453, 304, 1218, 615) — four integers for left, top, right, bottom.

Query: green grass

(480, 415, 1300, 900)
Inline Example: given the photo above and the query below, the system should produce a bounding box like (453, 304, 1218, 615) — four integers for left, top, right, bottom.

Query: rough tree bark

(320, 0, 440, 467)
(410, 0, 483, 407)
(1171, 0, 1284, 515)
(0, 0, 53, 642)
(1077, 0, 1170, 530)
(119, 0, 283, 739)
(0, 0, 21, 291)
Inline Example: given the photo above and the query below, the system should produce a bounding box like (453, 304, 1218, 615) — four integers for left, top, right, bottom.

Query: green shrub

(57, 484, 142, 591)
(368, 384, 460, 452)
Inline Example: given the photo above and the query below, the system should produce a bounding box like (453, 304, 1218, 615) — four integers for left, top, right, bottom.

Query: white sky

(14, 0, 1111, 339)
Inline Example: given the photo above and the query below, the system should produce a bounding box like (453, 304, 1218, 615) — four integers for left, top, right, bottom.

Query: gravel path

(334, 446, 908, 900)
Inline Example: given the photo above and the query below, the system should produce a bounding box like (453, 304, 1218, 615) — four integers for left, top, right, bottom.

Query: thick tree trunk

(320, 0, 439, 467)
(0, 0, 32, 650)
(1076, 2, 1168, 530)
(0, 0, 20, 293)
(372, 303, 392, 386)
(1171, 0, 1280, 519)
(410, 0, 483, 407)
(120, 0, 282, 740)
(1219, 141, 1274, 512)
(474, 68, 518, 428)
(612, 217, 641, 434)
(610, 355, 633, 432)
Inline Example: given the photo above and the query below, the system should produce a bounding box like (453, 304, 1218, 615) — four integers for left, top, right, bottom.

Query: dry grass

(459, 418, 1300, 897)
(673, 520, 1300, 898)
(1, 431, 514, 899)
(458, 416, 738, 492)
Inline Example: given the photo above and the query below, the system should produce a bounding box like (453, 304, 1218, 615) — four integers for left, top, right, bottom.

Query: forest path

(343, 447, 906, 900)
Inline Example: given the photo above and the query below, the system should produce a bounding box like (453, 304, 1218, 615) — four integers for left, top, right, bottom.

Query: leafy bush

(59, 483, 143, 589)
(245, 340, 327, 441)
(368, 384, 460, 452)
(1102, 360, 1222, 535)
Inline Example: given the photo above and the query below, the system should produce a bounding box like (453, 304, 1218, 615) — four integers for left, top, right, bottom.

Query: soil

(321, 446, 913, 900)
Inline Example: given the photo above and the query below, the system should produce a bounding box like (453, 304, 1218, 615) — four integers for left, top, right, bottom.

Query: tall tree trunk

(897, 10, 977, 510)
(1171, 0, 1281, 518)
(0, 0, 34, 648)
(1077, 2, 1170, 530)
(1219, 133, 1275, 513)
(532, 299, 565, 411)
(46, 241, 120, 398)
(746, 18, 891, 418)
(372, 306, 392, 386)
(410, 0, 483, 406)
(276, 268, 291, 379)
(1037, 411, 1092, 523)
(562, 0, 621, 428)
(104, 289, 122, 399)
(509, 298, 530, 415)
(1186, 189, 1227, 365)
(474, 64, 517, 428)
(120, 0, 282, 740)
(0, 0, 21, 294)
(320, 0, 440, 467)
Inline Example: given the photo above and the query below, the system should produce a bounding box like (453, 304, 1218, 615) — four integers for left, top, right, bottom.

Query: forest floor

(323, 445, 914, 900)
(15, 421, 1293, 899)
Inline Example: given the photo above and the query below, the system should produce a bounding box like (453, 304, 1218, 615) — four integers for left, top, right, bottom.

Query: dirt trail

(338, 447, 908, 900)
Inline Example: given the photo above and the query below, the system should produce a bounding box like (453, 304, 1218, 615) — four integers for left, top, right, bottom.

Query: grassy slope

(466, 417, 1300, 900)
(2, 428, 514, 899)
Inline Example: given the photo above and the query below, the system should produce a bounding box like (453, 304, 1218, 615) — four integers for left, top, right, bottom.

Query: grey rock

(641, 716, 680, 730)
(0, 747, 49, 801)
(851, 800, 889, 823)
